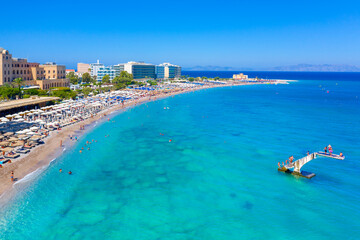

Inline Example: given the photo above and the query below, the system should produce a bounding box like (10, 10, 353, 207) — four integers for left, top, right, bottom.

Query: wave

(13, 166, 46, 187)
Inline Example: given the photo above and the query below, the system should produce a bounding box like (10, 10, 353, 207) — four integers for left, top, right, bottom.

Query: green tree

(188, 77, 195, 82)
(102, 74, 110, 84)
(111, 71, 137, 89)
(214, 77, 220, 80)
(201, 76, 208, 80)
(82, 87, 92, 96)
(119, 71, 133, 79)
(66, 72, 79, 85)
(147, 80, 158, 86)
(13, 78, 24, 98)
(82, 73, 92, 83)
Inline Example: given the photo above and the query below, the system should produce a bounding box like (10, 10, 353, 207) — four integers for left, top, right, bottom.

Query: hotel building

(119, 62, 156, 79)
(0, 48, 69, 90)
(90, 60, 104, 77)
(155, 63, 181, 79)
(96, 65, 120, 82)
(77, 63, 90, 74)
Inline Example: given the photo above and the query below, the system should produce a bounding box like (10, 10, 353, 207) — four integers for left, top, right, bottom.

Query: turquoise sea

(0, 75, 360, 239)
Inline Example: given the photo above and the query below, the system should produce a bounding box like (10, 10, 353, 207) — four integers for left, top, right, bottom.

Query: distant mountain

(183, 66, 253, 71)
(271, 64, 360, 72)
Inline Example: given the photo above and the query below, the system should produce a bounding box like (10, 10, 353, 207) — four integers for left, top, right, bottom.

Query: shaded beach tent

(30, 126, 39, 131)
(4, 132, 14, 137)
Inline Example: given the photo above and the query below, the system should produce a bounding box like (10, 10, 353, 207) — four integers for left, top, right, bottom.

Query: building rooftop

(0, 97, 60, 112)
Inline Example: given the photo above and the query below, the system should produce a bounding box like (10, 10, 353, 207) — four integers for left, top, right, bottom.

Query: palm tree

(97, 81, 103, 93)
(13, 78, 24, 99)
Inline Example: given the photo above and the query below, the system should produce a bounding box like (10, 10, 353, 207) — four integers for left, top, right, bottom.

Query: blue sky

(1, 0, 360, 69)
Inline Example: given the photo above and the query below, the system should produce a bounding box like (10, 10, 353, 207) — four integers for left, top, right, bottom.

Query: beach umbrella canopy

(17, 135, 28, 140)
(10, 141, 23, 147)
(0, 141, 10, 146)
(26, 131, 36, 135)
(30, 127, 39, 130)
(8, 137, 18, 142)
(1, 118, 9, 122)
(4, 132, 14, 136)
(2, 147, 13, 153)
(22, 129, 31, 133)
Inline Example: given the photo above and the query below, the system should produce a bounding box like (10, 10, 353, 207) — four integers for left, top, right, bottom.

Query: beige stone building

(0, 48, 70, 90)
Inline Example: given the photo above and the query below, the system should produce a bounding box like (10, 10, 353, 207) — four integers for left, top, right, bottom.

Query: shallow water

(0, 79, 359, 239)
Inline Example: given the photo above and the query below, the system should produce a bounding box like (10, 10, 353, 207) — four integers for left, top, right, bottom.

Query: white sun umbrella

(26, 131, 36, 135)
(16, 130, 25, 134)
(14, 115, 22, 119)
(30, 126, 39, 130)
(1, 118, 9, 122)
(15, 118, 24, 122)
(22, 129, 31, 133)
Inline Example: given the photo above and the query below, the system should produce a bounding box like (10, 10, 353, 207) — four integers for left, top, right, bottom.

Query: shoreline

(0, 82, 281, 207)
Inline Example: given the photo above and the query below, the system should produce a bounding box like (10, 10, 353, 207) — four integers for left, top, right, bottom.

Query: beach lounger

(6, 153, 20, 159)
(16, 148, 30, 154)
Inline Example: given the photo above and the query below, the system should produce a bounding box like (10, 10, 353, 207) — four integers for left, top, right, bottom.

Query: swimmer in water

(88, 147, 90, 150)
(79, 150, 82, 153)
(340, 152, 344, 157)
(68, 171, 72, 175)
(59, 169, 62, 173)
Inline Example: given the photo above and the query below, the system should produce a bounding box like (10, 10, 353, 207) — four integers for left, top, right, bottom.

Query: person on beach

(60, 140, 62, 147)
(11, 171, 14, 182)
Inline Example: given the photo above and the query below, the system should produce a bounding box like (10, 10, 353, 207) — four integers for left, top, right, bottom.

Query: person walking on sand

(10, 171, 14, 182)
(60, 140, 62, 147)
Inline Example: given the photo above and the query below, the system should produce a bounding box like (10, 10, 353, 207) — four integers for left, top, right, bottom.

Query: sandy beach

(0, 81, 276, 205)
